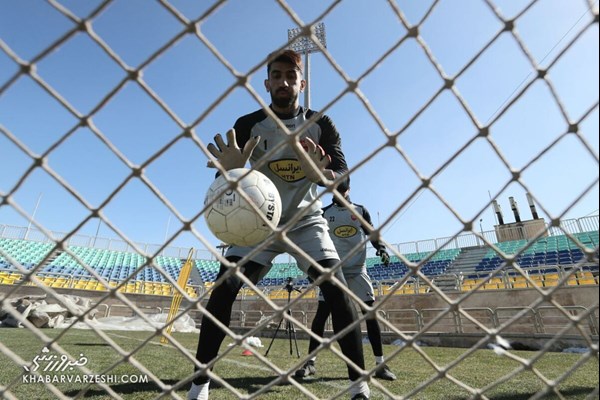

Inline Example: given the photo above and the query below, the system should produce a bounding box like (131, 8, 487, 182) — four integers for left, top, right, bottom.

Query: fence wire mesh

(0, 0, 598, 399)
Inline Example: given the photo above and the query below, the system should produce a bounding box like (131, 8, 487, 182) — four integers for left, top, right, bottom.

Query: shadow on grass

(445, 386, 597, 400)
(215, 375, 347, 393)
(64, 379, 181, 397)
(64, 375, 349, 397)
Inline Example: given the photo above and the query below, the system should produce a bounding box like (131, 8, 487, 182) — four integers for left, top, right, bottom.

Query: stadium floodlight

(287, 22, 327, 54)
(287, 22, 327, 109)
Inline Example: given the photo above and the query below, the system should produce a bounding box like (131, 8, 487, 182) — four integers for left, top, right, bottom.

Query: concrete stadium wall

(2, 284, 597, 322)
(233, 285, 599, 351)
(236, 286, 598, 318)
(2, 284, 597, 350)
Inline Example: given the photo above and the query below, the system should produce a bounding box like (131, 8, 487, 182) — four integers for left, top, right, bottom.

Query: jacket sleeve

(316, 114, 348, 179)
(232, 115, 254, 149)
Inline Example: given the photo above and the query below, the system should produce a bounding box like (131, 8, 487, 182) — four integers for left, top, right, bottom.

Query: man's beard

(271, 91, 297, 109)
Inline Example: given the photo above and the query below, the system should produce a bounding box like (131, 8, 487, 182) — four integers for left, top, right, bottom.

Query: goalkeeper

(295, 177, 397, 382)
(189, 50, 370, 400)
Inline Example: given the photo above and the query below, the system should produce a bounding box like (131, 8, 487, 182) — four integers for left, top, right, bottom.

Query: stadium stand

(0, 238, 198, 296)
(461, 231, 599, 290)
(476, 231, 597, 271)
(364, 248, 462, 284)
(194, 259, 220, 283)
(0, 237, 54, 270)
(1, 228, 598, 297)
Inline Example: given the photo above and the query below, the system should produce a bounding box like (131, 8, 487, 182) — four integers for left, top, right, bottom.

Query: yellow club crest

(334, 225, 358, 238)
(269, 159, 305, 182)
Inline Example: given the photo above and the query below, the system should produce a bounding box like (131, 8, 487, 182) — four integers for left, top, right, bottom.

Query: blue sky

(0, 0, 598, 258)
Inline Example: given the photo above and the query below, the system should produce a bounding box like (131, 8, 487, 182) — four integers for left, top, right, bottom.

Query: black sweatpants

(193, 257, 365, 383)
(307, 299, 384, 358)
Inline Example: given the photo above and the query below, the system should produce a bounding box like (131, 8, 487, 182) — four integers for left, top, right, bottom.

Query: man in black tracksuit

(188, 50, 370, 400)
(295, 178, 397, 382)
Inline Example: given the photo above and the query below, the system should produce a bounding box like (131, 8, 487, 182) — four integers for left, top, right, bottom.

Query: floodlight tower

(287, 22, 327, 109)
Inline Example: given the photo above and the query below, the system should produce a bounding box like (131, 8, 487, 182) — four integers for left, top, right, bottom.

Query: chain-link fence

(1, 1, 598, 399)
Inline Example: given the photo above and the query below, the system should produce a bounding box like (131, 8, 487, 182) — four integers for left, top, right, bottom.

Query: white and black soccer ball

(204, 168, 282, 247)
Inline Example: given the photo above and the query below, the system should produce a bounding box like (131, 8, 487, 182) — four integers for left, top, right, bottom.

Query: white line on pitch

(106, 332, 385, 399)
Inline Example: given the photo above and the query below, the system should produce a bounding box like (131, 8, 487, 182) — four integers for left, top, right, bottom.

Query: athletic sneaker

(374, 364, 397, 381)
(294, 360, 316, 378)
(187, 381, 209, 400)
(349, 379, 370, 399)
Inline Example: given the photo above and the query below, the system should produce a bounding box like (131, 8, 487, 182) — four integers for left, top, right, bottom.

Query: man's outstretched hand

(294, 137, 332, 183)
(207, 129, 260, 171)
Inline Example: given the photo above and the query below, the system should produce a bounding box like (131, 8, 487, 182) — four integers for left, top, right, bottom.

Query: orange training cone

(242, 349, 253, 356)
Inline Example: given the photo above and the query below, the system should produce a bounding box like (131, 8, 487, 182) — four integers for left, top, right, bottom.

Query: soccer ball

(204, 168, 282, 247)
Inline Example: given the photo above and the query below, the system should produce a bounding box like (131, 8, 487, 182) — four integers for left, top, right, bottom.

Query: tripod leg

(286, 309, 301, 358)
(287, 320, 293, 356)
(264, 316, 285, 357)
(290, 320, 301, 358)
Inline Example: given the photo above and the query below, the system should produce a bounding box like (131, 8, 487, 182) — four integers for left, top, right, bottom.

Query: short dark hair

(267, 49, 303, 75)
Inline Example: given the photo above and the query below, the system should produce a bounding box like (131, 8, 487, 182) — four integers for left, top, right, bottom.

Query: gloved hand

(206, 129, 261, 170)
(376, 249, 390, 267)
(294, 137, 332, 183)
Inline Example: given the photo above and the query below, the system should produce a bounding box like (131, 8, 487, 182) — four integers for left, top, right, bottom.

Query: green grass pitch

(0, 328, 597, 399)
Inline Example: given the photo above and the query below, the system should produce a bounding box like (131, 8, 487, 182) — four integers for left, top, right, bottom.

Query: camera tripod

(264, 277, 301, 358)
